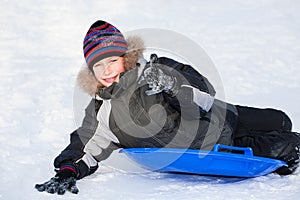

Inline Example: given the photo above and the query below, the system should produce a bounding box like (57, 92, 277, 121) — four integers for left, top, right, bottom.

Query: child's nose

(103, 64, 113, 75)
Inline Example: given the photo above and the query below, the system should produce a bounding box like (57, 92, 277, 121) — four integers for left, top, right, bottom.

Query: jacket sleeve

(157, 57, 216, 96)
(158, 57, 215, 119)
(53, 98, 119, 179)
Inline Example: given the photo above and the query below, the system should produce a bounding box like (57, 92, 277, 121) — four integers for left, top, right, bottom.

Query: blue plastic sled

(120, 144, 287, 177)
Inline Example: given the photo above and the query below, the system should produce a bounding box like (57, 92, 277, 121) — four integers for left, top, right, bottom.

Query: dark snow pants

(233, 106, 300, 175)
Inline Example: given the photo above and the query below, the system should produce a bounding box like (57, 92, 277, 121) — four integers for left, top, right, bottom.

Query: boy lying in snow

(35, 20, 300, 195)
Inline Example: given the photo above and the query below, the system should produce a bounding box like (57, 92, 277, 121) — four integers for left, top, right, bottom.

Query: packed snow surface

(1, 0, 300, 199)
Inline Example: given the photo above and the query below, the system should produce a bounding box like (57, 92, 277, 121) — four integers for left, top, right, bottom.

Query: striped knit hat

(83, 20, 128, 70)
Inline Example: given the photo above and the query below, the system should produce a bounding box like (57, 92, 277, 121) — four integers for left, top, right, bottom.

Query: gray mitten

(139, 54, 178, 96)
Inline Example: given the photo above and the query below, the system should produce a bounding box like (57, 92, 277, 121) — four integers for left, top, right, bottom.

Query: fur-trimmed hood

(77, 36, 145, 96)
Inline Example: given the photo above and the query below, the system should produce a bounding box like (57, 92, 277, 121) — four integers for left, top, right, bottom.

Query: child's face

(93, 56, 125, 87)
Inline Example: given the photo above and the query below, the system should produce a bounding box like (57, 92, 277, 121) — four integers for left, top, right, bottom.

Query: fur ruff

(76, 35, 145, 96)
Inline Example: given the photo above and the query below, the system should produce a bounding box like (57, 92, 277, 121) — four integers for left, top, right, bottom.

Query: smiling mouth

(103, 74, 118, 83)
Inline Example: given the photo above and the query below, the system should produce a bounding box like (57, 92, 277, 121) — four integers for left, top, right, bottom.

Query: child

(35, 20, 300, 195)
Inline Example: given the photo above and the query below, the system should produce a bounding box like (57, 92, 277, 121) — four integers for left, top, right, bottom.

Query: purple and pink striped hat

(83, 20, 128, 70)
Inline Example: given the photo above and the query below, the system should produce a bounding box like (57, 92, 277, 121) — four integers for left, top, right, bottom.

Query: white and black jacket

(54, 36, 239, 179)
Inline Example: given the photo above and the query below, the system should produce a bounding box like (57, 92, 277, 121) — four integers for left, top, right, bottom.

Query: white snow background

(1, 0, 300, 199)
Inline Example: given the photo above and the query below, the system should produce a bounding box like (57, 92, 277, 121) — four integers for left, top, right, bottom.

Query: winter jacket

(54, 36, 239, 178)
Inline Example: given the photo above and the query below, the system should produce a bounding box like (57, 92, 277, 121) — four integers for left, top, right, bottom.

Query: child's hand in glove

(139, 54, 179, 96)
(35, 164, 79, 195)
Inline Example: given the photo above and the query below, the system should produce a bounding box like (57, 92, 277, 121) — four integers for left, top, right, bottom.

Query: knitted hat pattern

(83, 20, 128, 69)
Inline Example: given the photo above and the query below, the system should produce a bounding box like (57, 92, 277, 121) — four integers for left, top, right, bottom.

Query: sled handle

(213, 144, 254, 156)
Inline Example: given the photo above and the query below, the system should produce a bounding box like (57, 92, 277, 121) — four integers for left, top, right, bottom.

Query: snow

(1, 0, 300, 199)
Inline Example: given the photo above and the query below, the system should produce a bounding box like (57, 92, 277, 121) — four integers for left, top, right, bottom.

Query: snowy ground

(1, 0, 300, 199)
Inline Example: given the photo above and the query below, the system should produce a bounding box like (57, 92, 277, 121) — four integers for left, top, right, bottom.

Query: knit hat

(83, 20, 128, 70)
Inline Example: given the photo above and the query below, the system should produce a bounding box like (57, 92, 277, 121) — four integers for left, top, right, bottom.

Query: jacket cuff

(75, 160, 99, 179)
(60, 164, 77, 174)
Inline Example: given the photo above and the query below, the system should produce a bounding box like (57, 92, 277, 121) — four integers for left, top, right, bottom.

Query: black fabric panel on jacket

(75, 160, 99, 179)
(156, 56, 216, 120)
(163, 86, 207, 120)
(54, 98, 102, 168)
(157, 57, 216, 96)
(54, 130, 85, 168)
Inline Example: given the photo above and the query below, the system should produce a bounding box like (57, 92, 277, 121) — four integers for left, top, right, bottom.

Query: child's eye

(93, 63, 103, 68)
(110, 59, 117, 63)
